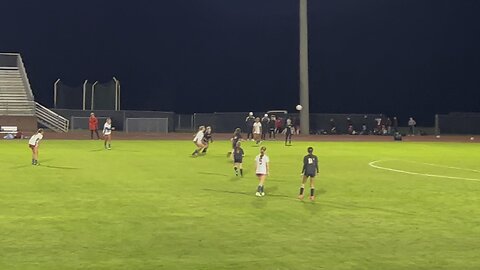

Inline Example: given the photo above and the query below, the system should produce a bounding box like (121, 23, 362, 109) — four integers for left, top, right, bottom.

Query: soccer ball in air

(296, 105, 303, 111)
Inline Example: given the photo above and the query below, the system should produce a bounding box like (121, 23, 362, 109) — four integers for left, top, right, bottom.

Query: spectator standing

(360, 115, 368, 135)
(275, 117, 283, 134)
(268, 115, 276, 139)
(386, 117, 392, 135)
(393, 117, 398, 133)
(261, 114, 270, 140)
(252, 117, 262, 144)
(293, 117, 301, 134)
(408, 117, 416, 136)
(245, 112, 255, 141)
(89, 112, 100, 139)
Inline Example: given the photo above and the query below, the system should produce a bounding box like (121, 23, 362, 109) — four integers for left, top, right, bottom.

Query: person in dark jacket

(245, 112, 255, 140)
(261, 114, 270, 140)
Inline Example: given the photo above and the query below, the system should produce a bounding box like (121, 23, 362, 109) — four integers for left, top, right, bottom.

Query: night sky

(2, 0, 480, 125)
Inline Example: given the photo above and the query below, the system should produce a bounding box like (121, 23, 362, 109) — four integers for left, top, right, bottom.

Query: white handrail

(113, 77, 119, 111)
(35, 102, 69, 132)
(82, 80, 88, 110)
(53, 79, 60, 108)
(91, 81, 98, 110)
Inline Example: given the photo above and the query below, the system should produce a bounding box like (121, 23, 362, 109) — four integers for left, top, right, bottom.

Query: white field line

(368, 160, 480, 182)
(410, 162, 480, 173)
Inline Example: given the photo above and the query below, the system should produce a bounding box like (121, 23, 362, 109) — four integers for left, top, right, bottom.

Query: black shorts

(304, 172, 316, 178)
(234, 158, 243, 163)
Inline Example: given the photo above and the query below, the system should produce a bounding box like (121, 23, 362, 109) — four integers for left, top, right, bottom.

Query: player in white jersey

(254, 146, 269, 197)
(28, 128, 44, 165)
(103, 118, 115, 150)
(192, 126, 206, 157)
(252, 117, 262, 145)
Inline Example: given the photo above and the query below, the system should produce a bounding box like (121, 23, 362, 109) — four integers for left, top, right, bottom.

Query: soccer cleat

(298, 194, 304, 200)
(309, 196, 315, 201)
(261, 192, 265, 196)
(255, 192, 262, 197)
(235, 171, 238, 176)
(107, 147, 111, 150)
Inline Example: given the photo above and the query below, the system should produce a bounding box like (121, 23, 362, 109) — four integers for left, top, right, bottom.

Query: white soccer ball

(470, 137, 475, 141)
(296, 105, 303, 111)
(436, 135, 440, 139)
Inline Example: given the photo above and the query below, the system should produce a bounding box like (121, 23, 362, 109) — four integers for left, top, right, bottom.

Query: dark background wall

(1, 0, 480, 126)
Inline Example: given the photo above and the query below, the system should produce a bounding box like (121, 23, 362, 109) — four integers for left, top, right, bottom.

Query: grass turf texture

(1, 139, 480, 270)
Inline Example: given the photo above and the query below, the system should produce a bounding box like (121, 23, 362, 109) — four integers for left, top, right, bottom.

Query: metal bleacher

(0, 66, 35, 116)
(0, 53, 69, 132)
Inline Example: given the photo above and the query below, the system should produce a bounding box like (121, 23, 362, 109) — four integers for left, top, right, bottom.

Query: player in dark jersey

(232, 141, 245, 177)
(298, 147, 319, 201)
(202, 126, 213, 153)
(227, 128, 242, 158)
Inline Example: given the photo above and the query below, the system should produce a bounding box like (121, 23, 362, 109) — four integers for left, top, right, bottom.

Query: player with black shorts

(227, 128, 242, 158)
(202, 126, 213, 153)
(298, 147, 319, 201)
(232, 141, 244, 177)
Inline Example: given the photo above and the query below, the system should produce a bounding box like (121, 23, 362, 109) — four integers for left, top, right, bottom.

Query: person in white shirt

(192, 126, 206, 157)
(254, 146, 269, 197)
(252, 117, 262, 145)
(28, 128, 44, 165)
(408, 117, 416, 136)
(103, 118, 115, 150)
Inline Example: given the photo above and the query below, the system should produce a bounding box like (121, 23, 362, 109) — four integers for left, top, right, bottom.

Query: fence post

(82, 80, 88, 111)
(53, 79, 60, 108)
(91, 81, 98, 110)
(435, 114, 439, 135)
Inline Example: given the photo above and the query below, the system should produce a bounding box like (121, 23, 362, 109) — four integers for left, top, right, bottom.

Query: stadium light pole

(299, 0, 310, 135)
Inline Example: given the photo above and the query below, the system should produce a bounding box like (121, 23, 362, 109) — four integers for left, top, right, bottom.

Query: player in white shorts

(28, 128, 44, 165)
(103, 118, 115, 150)
(254, 146, 269, 197)
(192, 126, 206, 157)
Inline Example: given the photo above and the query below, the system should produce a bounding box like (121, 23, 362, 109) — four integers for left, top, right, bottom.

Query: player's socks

(299, 187, 304, 195)
(257, 185, 262, 193)
(309, 188, 315, 200)
(234, 167, 238, 176)
(240, 169, 243, 177)
(192, 150, 198, 155)
(32, 159, 35, 165)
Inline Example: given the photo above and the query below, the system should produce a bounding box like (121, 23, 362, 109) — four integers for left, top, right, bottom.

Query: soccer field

(1, 139, 479, 269)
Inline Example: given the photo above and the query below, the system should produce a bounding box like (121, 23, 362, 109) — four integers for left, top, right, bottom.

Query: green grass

(1, 139, 480, 269)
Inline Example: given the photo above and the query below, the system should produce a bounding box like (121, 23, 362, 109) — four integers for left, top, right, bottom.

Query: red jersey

(89, 116, 98, 130)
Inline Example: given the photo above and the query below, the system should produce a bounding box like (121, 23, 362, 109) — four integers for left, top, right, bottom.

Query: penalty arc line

(368, 160, 480, 182)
